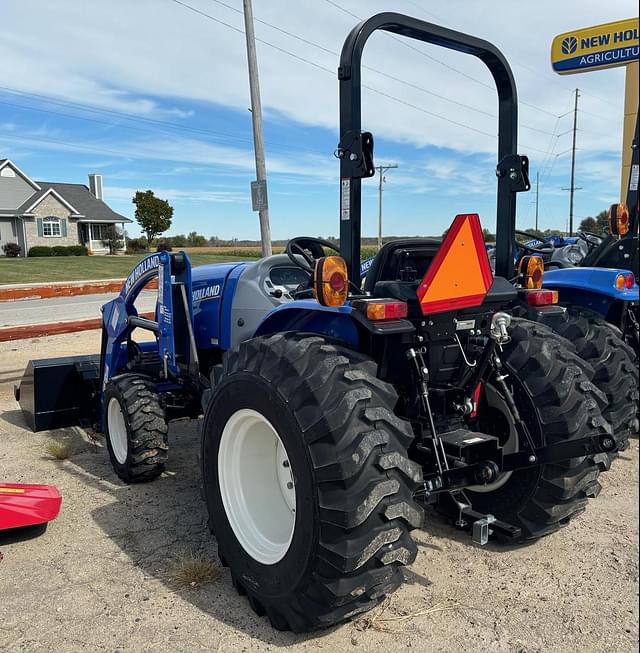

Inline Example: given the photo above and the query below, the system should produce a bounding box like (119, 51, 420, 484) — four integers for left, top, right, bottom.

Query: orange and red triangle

(417, 214, 493, 315)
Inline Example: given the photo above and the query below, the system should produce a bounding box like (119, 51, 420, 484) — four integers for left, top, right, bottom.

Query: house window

(91, 224, 111, 241)
(43, 216, 62, 237)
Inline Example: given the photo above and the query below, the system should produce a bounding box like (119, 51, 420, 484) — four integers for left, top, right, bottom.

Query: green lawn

(0, 253, 244, 285)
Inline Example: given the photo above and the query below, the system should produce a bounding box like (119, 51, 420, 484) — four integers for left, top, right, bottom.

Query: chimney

(88, 174, 103, 200)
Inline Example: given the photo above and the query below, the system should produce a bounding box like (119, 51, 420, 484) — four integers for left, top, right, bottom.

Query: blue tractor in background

(509, 113, 640, 452)
(15, 13, 630, 633)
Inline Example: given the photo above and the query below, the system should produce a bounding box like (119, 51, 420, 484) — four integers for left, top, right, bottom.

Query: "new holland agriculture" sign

(551, 18, 639, 75)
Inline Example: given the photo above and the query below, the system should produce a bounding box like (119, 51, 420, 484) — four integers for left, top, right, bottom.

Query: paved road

(0, 290, 157, 327)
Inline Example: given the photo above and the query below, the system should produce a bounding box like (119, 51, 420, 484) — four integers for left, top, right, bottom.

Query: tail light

(526, 289, 559, 306)
(608, 203, 630, 236)
(518, 255, 544, 289)
(313, 256, 349, 307)
(615, 272, 636, 290)
(354, 299, 408, 321)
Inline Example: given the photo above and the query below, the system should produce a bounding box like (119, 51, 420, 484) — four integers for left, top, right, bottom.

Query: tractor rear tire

(201, 333, 423, 632)
(551, 305, 639, 456)
(104, 374, 168, 483)
(468, 318, 611, 541)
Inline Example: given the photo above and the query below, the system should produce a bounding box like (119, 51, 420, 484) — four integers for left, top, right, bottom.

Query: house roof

(0, 159, 41, 190)
(16, 181, 132, 223)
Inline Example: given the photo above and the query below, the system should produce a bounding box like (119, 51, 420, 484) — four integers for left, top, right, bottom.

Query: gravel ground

(0, 331, 638, 653)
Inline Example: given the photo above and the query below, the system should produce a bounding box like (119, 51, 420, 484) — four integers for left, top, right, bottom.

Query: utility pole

(534, 170, 539, 232)
(376, 164, 398, 249)
(242, 0, 272, 257)
(564, 88, 581, 236)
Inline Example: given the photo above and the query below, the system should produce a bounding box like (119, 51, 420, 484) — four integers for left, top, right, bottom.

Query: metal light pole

(376, 164, 398, 249)
(242, 0, 272, 257)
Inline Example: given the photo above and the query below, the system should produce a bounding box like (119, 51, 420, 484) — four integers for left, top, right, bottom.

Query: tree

(595, 209, 609, 235)
(579, 216, 598, 233)
(102, 225, 123, 255)
(172, 234, 187, 247)
(132, 190, 173, 246)
(482, 227, 495, 243)
(186, 231, 207, 247)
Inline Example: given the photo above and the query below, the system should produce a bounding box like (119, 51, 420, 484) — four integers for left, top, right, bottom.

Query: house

(0, 159, 132, 255)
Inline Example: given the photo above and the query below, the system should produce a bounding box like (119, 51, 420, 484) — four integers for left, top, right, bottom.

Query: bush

(28, 246, 53, 257)
(126, 237, 148, 254)
(156, 241, 173, 252)
(67, 245, 88, 256)
(28, 245, 88, 257)
(2, 242, 21, 257)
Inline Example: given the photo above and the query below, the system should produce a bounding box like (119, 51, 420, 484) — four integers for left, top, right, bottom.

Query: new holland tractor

(16, 14, 625, 632)
(508, 114, 640, 452)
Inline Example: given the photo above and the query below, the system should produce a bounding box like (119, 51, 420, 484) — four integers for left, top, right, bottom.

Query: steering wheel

(576, 230, 601, 251)
(514, 230, 552, 255)
(285, 237, 342, 273)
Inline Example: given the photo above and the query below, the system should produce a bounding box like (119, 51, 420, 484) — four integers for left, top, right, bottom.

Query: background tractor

(16, 13, 624, 633)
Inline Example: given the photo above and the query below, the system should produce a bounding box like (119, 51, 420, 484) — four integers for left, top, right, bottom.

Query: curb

(0, 279, 158, 302)
(0, 312, 155, 343)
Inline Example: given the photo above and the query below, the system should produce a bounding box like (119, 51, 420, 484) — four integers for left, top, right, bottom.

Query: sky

(0, 0, 636, 240)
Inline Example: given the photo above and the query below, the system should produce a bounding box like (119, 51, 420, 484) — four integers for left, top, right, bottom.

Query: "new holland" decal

(192, 284, 221, 303)
(124, 255, 161, 295)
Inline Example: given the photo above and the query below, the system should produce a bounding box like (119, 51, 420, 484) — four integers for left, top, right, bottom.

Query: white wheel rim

(218, 409, 296, 565)
(468, 383, 518, 493)
(107, 397, 129, 465)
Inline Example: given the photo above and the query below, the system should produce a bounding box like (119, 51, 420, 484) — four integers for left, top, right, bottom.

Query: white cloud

(0, 0, 630, 158)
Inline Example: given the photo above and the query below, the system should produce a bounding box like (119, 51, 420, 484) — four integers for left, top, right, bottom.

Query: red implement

(0, 484, 62, 531)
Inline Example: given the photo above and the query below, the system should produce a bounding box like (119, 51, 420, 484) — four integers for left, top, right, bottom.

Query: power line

(323, 0, 559, 118)
(208, 0, 561, 136)
(207, 0, 498, 121)
(169, 0, 553, 152)
(0, 87, 320, 157)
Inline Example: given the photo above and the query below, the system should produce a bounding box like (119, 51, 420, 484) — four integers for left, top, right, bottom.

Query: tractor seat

(363, 238, 441, 294)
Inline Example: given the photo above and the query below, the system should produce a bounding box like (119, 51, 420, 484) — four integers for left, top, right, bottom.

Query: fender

(253, 299, 415, 349)
(543, 267, 638, 317)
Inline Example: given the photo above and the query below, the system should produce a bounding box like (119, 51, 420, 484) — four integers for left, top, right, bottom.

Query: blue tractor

(509, 114, 640, 453)
(16, 14, 624, 632)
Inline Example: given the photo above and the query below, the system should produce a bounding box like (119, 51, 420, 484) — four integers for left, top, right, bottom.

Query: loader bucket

(15, 355, 100, 432)
(0, 484, 62, 531)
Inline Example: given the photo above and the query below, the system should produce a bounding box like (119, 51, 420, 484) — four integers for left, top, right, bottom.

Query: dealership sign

(551, 18, 639, 75)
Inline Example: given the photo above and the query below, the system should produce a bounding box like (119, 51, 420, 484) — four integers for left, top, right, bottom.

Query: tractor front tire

(551, 305, 639, 455)
(468, 319, 611, 541)
(201, 333, 423, 632)
(104, 374, 168, 483)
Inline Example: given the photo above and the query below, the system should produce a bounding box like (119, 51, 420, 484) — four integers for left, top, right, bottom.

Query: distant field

(182, 245, 381, 259)
(0, 252, 243, 285)
(181, 246, 284, 258)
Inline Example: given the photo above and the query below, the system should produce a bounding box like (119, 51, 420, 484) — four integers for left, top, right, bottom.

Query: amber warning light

(417, 214, 493, 315)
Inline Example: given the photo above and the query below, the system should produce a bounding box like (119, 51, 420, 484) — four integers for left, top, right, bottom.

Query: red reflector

(624, 273, 635, 289)
(329, 271, 346, 291)
(364, 300, 409, 321)
(526, 290, 558, 306)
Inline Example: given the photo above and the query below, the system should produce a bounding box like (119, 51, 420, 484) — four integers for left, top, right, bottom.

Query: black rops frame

(337, 13, 530, 283)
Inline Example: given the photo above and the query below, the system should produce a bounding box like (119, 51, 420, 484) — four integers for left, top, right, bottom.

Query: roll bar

(337, 13, 530, 281)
